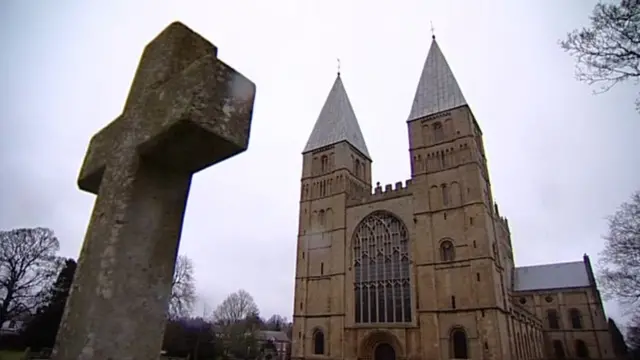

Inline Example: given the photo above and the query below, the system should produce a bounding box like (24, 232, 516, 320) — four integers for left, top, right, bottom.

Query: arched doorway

(374, 343, 396, 360)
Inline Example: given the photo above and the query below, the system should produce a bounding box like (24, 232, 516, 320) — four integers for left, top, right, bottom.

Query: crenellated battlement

(347, 179, 413, 206)
(494, 202, 511, 234)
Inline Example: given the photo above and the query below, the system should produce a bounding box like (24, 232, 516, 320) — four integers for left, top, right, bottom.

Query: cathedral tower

(292, 35, 612, 360)
(406, 37, 514, 360)
(293, 74, 371, 360)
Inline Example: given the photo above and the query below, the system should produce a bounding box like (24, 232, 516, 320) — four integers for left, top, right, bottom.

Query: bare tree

(168, 255, 196, 319)
(598, 190, 640, 311)
(212, 289, 259, 326)
(213, 289, 260, 359)
(0, 228, 60, 325)
(265, 314, 287, 331)
(560, 0, 640, 111)
(627, 314, 640, 356)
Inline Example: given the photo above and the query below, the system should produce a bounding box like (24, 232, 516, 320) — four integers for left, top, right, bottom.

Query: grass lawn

(0, 350, 23, 360)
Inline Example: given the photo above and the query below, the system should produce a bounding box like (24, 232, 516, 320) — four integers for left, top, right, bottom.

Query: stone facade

(292, 39, 614, 360)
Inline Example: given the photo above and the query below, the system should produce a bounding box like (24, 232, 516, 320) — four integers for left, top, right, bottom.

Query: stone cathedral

(291, 37, 614, 360)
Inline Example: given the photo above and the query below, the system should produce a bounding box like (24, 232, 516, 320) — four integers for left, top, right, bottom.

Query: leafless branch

(168, 254, 196, 319)
(0, 227, 60, 324)
(597, 190, 640, 313)
(560, 0, 640, 111)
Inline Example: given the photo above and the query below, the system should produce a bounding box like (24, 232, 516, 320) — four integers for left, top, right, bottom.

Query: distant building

(257, 330, 290, 360)
(292, 36, 616, 360)
(0, 319, 26, 336)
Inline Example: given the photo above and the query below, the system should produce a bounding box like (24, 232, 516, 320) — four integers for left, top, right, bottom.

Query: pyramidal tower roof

(408, 37, 468, 121)
(303, 74, 370, 159)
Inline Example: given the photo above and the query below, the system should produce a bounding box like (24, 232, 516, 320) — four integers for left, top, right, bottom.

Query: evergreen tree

(22, 258, 76, 350)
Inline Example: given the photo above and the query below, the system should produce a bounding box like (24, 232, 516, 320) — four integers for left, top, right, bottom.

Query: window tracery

(352, 211, 411, 323)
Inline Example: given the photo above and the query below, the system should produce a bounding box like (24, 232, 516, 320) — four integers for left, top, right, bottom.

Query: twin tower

(292, 37, 521, 360)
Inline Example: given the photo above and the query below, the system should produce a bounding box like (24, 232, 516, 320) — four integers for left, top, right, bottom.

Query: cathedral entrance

(374, 343, 396, 360)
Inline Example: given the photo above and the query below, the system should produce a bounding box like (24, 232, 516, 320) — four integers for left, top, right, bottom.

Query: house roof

(514, 260, 592, 292)
(258, 330, 290, 342)
(303, 74, 370, 159)
(408, 37, 468, 121)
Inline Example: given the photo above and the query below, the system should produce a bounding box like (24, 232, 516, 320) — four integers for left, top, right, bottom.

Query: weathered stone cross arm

(78, 22, 256, 194)
(52, 22, 256, 359)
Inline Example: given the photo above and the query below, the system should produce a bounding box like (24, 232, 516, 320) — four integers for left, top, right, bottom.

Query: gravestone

(52, 22, 256, 360)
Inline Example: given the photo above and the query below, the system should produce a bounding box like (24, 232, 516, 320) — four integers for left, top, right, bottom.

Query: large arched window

(353, 211, 411, 323)
(575, 339, 589, 358)
(569, 308, 583, 329)
(450, 328, 469, 359)
(313, 329, 325, 354)
(547, 309, 560, 329)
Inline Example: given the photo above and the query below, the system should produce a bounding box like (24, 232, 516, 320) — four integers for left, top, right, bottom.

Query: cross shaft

(52, 22, 255, 360)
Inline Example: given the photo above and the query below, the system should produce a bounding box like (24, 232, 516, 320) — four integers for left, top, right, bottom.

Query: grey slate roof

(514, 261, 591, 292)
(408, 38, 468, 121)
(303, 75, 370, 159)
(258, 330, 290, 342)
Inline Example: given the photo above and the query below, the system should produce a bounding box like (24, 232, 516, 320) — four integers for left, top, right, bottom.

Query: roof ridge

(516, 260, 585, 269)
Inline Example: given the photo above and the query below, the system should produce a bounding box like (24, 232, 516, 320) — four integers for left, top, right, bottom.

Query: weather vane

(430, 21, 436, 39)
(337, 58, 341, 76)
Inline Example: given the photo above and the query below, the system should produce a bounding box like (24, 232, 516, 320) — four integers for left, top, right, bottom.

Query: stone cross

(52, 22, 255, 360)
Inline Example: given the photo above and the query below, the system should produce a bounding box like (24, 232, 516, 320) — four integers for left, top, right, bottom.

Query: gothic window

(321, 155, 329, 173)
(575, 339, 589, 358)
(442, 184, 450, 206)
(313, 329, 325, 354)
(355, 159, 361, 177)
(569, 308, 583, 329)
(433, 122, 444, 142)
(450, 328, 469, 359)
(353, 211, 411, 324)
(318, 210, 325, 227)
(552, 340, 565, 358)
(547, 309, 560, 329)
(440, 240, 455, 262)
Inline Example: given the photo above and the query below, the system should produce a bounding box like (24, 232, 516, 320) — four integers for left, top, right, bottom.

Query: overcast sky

(1, 0, 638, 325)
